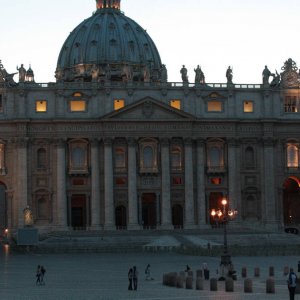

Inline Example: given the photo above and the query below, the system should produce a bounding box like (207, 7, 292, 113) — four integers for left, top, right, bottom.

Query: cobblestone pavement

(0, 246, 298, 299)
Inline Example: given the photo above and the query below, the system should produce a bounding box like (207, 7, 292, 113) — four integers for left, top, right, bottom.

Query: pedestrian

(40, 266, 46, 285)
(202, 262, 209, 280)
(287, 268, 298, 300)
(185, 265, 191, 273)
(128, 267, 133, 290)
(145, 264, 151, 281)
(36, 265, 41, 285)
(133, 266, 138, 291)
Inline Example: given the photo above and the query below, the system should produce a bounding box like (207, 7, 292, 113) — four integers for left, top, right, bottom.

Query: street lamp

(211, 197, 238, 277)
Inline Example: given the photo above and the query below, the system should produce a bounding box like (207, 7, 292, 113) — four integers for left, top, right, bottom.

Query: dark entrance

(283, 177, 300, 225)
(209, 192, 224, 225)
(71, 195, 86, 229)
(142, 193, 156, 228)
(0, 183, 6, 231)
(115, 205, 127, 229)
(172, 204, 183, 228)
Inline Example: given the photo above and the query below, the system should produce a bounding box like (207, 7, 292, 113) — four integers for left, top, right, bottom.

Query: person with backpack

(287, 268, 298, 300)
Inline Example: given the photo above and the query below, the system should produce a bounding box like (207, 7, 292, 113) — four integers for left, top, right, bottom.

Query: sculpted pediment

(102, 97, 195, 121)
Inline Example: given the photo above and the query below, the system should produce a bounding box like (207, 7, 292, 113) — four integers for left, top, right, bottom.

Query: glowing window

(284, 96, 298, 113)
(244, 101, 253, 113)
(170, 100, 181, 110)
(287, 144, 299, 167)
(70, 100, 86, 112)
(36, 100, 47, 112)
(114, 99, 125, 110)
(207, 101, 222, 112)
(73, 92, 83, 97)
(211, 178, 222, 185)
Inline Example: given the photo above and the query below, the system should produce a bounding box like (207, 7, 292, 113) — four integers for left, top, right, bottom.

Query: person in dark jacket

(133, 266, 138, 291)
(128, 268, 133, 290)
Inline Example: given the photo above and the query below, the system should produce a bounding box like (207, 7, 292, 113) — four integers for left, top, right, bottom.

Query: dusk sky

(1, 0, 300, 83)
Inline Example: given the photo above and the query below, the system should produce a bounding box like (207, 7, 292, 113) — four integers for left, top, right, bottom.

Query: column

(127, 138, 139, 230)
(160, 138, 172, 229)
(56, 139, 68, 228)
(262, 138, 277, 228)
(104, 138, 115, 230)
(196, 139, 207, 228)
(17, 138, 28, 228)
(184, 138, 195, 228)
(90, 139, 100, 229)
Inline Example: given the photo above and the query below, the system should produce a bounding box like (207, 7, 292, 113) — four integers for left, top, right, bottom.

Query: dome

(56, 0, 164, 83)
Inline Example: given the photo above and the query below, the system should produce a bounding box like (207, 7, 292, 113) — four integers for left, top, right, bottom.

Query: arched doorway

(283, 177, 300, 225)
(115, 205, 127, 229)
(142, 193, 156, 229)
(0, 182, 6, 231)
(172, 204, 183, 229)
(71, 195, 87, 230)
(209, 192, 224, 226)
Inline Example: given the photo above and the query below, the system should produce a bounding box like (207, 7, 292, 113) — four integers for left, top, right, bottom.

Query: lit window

(244, 101, 253, 113)
(73, 92, 82, 97)
(114, 99, 125, 110)
(36, 100, 47, 112)
(211, 178, 222, 185)
(170, 100, 181, 110)
(70, 100, 86, 112)
(285, 96, 298, 113)
(208, 101, 222, 112)
(287, 144, 299, 168)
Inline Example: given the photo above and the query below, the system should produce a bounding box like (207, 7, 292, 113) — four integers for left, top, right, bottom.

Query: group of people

(128, 264, 154, 291)
(35, 265, 46, 286)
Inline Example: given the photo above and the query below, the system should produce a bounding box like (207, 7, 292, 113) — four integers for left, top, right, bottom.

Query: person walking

(128, 268, 133, 291)
(287, 268, 298, 300)
(133, 266, 138, 291)
(36, 265, 41, 285)
(40, 266, 46, 285)
(145, 264, 151, 281)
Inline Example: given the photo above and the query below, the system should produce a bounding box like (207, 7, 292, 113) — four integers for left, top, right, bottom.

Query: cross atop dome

(96, 0, 121, 10)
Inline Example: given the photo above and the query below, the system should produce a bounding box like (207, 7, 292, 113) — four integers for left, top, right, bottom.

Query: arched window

(245, 146, 255, 168)
(171, 146, 182, 171)
(287, 144, 299, 168)
(37, 148, 47, 169)
(143, 146, 153, 168)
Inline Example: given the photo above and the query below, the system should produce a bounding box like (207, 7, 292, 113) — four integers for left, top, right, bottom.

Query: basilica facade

(0, 0, 299, 234)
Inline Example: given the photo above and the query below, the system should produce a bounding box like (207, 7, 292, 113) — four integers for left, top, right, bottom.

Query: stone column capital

(160, 138, 170, 147)
(196, 138, 205, 146)
(90, 138, 100, 147)
(127, 137, 137, 147)
(184, 138, 193, 146)
(16, 137, 29, 148)
(103, 138, 113, 146)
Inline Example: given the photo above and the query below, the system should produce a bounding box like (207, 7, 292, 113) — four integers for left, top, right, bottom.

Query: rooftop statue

(143, 64, 151, 83)
(262, 65, 271, 85)
(91, 64, 100, 82)
(160, 64, 168, 83)
(180, 65, 188, 83)
(0, 61, 17, 87)
(226, 66, 233, 84)
(270, 70, 281, 88)
(122, 64, 133, 82)
(194, 65, 205, 84)
(17, 64, 26, 83)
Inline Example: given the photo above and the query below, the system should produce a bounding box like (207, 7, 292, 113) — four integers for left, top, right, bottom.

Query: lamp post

(211, 198, 238, 275)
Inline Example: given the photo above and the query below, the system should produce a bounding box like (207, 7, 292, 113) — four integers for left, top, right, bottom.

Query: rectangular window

(0, 94, 3, 113)
(35, 100, 47, 112)
(284, 96, 298, 113)
(170, 100, 181, 110)
(207, 101, 222, 112)
(114, 99, 125, 110)
(115, 177, 127, 185)
(210, 177, 222, 185)
(70, 100, 86, 112)
(244, 101, 253, 113)
(172, 176, 183, 185)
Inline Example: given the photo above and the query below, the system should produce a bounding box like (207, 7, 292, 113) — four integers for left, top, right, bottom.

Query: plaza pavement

(0, 246, 298, 300)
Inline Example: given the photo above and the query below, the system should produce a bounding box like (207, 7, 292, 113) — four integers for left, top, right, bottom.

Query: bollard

(186, 276, 193, 289)
(196, 277, 204, 290)
(241, 267, 247, 278)
(225, 277, 234, 292)
(169, 272, 178, 287)
(254, 267, 260, 277)
(283, 266, 289, 276)
(176, 275, 184, 289)
(266, 277, 275, 294)
(196, 269, 203, 278)
(244, 278, 253, 293)
(187, 270, 193, 278)
(269, 266, 274, 277)
(210, 278, 218, 291)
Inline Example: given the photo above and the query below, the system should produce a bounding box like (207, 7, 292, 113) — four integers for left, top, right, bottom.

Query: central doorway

(71, 195, 87, 230)
(283, 177, 300, 225)
(142, 193, 156, 229)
